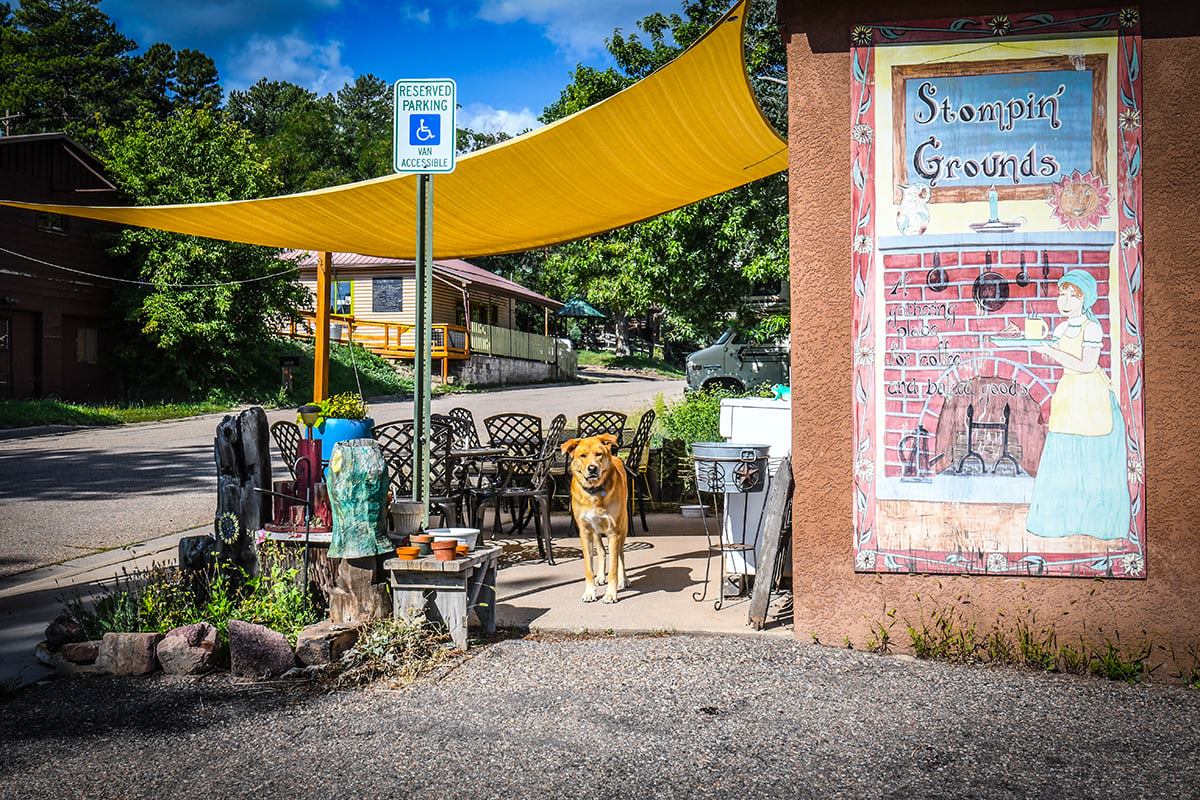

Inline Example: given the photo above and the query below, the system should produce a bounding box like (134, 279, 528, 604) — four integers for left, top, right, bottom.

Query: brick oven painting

(849, 9, 1145, 577)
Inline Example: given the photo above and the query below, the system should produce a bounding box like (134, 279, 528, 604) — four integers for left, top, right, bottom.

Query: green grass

(0, 399, 232, 429)
(576, 348, 684, 378)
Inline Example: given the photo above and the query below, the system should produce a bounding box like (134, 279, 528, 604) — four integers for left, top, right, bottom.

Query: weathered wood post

(212, 407, 272, 576)
(326, 438, 393, 623)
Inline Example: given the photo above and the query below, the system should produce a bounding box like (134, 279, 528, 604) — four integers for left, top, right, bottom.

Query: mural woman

(1020, 270, 1131, 540)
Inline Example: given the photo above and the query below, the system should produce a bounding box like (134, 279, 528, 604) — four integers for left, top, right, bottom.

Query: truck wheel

(702, 378, 744, 394)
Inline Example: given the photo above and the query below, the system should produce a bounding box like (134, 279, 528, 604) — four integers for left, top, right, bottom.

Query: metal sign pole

(413, 173, 434, 524)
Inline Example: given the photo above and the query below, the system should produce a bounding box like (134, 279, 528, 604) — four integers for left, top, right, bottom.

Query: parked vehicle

(685, 329, 789, 392)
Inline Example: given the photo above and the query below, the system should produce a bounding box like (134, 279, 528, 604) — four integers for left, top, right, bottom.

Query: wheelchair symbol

(408, 114, 441, 146)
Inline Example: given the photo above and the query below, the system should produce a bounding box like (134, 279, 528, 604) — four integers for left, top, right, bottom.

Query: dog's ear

(597, 433, 619, 453)
(560, 437, 581, 456)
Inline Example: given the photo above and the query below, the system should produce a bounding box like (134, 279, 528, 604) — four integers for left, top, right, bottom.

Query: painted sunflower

(851, 25, 874, 47)
(1047, 170, 1112, 230)
(1119, 8, 1140, 28)
(989, 15, 1012, 36)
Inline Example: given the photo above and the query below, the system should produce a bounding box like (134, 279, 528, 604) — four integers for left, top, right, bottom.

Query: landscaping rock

(156, 623, 218, 675)
(228, 620, 295, 679)
(295, 621, 360, 666)
(44, 612, 86, 651)
(34, 641, 60, 667)
(61, 640, 101, 665)
(96, 632, 163, 676)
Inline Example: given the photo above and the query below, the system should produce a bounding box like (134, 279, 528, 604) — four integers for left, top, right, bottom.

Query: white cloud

(477, 0, 663, 59)
(402, 5, 432, 24)
(461, 103, 541, 136)
(226, 32, 354, 95)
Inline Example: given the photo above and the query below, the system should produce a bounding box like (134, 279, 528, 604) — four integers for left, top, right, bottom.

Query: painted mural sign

(850, 9, 1145, 578)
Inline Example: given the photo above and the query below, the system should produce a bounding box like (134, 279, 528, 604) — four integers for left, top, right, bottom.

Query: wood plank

(748, 458, 793, 631)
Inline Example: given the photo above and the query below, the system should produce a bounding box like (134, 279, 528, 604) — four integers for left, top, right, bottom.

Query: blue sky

(99, 0, 669, 135)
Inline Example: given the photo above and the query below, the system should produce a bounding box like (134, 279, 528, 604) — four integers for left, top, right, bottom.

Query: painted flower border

(849, 8, 1145, 579)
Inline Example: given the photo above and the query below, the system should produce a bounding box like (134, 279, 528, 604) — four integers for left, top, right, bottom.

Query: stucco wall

(781, 2, 1200, 654)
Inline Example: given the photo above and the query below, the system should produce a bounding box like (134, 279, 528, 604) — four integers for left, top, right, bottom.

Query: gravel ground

(2, 634, 1197, 799)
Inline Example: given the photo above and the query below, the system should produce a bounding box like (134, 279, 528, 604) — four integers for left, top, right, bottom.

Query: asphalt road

(1, 634, 1197, 799)
(0, 377, 682, 579)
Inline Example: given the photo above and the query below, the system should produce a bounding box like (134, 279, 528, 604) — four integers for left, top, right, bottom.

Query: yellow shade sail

(0, 0, 785, 259)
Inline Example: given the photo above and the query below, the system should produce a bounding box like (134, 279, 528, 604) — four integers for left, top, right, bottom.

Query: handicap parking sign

(409, 114, 441, 146)
(394, 78, 456, 174)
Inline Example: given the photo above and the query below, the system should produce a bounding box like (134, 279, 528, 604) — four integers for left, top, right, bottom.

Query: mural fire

(850, 9, 1145, 577)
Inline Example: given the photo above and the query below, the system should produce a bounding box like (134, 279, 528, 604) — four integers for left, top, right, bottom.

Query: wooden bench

(382, 546, 501, 649)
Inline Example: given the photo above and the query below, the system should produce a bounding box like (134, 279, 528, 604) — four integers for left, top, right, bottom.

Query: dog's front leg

(593, 537, 607, 586)
(603, 530, 626, 603)
(579, 530, 598, 603)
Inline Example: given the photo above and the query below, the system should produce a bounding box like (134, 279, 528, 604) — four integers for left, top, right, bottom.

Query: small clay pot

(431, 540, 457, 561)
(395, 546, 420, 561)
(410, 534, 434, 556)
(455, 544, 469, 557)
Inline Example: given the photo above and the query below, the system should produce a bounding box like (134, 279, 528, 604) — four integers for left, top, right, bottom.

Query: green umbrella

(556, 298, 607, 319)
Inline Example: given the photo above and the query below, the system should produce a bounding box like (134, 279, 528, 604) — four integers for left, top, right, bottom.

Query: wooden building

(0, 133, 122, 401)
(287, 251, 565, 379)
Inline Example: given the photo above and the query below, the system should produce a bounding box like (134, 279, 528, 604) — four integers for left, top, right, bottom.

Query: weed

(865, 608, 897, 654)
(1164, 643, 1200, 689)
(1089, 633, 1152, 684)
(1056, 640, 1089, 675)
(1014, 617, 1058, 672)
(906, 605, 983, 664)
(331, 618, 453, 688)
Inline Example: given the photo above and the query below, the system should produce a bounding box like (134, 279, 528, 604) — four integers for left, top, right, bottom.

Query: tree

(226, 78, 342, 193)
(98, 109, 308, 396)
(0, 0, 142, 143)
(333, 74, 392, 182)
(135, 43, 222, 115)
(528, 0, 789, 353)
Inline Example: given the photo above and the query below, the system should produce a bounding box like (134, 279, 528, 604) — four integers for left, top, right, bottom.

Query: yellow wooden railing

(285, 313, 470, 376)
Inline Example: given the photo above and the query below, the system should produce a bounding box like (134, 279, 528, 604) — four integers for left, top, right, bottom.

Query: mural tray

(989, 336, 1048, 347)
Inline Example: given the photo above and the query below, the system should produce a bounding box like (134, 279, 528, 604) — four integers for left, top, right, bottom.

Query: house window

(455, 301, 465, 326)
(470, 303, 499, 325)
(75, 327, 98, 364)
(37, 212, 68, 234)
(330, 280, 353, 316)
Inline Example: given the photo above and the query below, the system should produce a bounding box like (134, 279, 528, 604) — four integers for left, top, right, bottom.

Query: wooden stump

(214, 407, 272, 576)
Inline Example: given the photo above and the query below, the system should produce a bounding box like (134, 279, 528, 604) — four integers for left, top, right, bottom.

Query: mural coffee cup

(1024, 318, 1047, 340)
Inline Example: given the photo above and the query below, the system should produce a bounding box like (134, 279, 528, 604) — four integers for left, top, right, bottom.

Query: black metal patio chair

(270, 420, 301, 479)
(372, 418, 461, 525)
(621, 409, 656, 535)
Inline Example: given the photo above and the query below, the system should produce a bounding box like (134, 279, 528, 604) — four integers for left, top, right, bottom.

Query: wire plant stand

(691, 448, 773, 610)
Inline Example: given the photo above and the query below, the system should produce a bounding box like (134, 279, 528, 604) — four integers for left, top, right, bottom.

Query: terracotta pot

(455, 544, 469, 557)
(395, 546, 420, 560)
(410, 534, 434, 556)
(431, 540, 457, 561)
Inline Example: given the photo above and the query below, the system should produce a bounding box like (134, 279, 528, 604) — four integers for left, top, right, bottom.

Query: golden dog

(561, 433, 628, 603)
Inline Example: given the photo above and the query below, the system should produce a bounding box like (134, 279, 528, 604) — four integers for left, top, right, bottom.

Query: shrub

(65, 544, 320, 644)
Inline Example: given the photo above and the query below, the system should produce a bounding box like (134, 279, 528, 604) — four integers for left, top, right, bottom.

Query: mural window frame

(891, 54, 1108, 204)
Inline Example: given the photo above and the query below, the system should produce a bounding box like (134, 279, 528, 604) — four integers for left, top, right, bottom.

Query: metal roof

(287, 250, 562, 310)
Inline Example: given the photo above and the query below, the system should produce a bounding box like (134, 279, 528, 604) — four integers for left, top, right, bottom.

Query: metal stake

(414, 174, 434, 526)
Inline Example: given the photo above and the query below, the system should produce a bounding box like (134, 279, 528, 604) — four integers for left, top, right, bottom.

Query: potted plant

(303, 392, 374, 451)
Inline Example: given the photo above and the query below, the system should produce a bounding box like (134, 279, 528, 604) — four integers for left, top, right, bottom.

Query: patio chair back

(447, 406, 483, 449)
(269, 420, 302, 479)
(372, 418, 455, 497)
(577, 410, 628, 445)
(623, 410, 656, 471)
(541, 413, 567, 459)
(484, 412, 542, 457)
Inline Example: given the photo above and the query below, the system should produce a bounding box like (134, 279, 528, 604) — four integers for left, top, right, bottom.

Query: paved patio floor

(491, 512, 792, 637)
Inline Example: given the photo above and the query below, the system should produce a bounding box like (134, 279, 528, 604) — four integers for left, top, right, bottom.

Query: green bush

(66, 544, 320, 644)
(654, 384, 772, 445)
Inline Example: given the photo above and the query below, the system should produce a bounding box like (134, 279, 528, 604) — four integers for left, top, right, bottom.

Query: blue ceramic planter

(311, 416, 375, 457)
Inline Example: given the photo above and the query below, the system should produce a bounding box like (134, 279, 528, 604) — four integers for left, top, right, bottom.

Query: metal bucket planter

(691, 442, 770, 494)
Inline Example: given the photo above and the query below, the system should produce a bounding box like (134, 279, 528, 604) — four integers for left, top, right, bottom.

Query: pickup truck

(685, 329, 789, 393)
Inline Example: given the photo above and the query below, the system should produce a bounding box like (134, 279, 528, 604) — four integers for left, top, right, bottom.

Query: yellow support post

(544, 307, 550, 337)
(313, 250, 332, 401)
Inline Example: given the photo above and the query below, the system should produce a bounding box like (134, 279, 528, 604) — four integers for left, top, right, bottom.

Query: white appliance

(718, 397, 792, 574)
